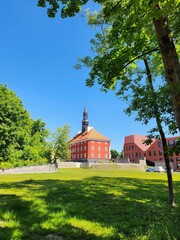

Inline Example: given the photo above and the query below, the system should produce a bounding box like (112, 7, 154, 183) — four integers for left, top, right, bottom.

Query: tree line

(0, 84, 70, 169)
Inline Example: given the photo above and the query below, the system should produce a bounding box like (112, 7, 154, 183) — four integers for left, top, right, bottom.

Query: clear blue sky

(0, 0, 158, 151)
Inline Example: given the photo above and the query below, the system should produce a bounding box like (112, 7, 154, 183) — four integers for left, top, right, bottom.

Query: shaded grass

(0, 169, 180, 239)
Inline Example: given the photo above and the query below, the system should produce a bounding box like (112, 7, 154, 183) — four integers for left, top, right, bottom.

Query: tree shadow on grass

(0, 176, 180, 240)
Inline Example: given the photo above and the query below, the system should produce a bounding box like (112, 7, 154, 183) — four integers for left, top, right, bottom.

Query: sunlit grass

(68, 217, 116, 237)
(0, 168, 180, 240)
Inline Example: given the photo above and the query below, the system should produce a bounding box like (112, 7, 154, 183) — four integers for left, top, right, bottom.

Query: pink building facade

(123, 135, 180, 171)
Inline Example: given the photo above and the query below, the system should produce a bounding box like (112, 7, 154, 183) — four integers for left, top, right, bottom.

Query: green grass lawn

(0, 168, 180, 240)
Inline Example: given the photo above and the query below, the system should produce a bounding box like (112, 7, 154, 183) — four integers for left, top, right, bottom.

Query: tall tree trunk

(143, 58, 175, 207)
(153, 15, 180, 132)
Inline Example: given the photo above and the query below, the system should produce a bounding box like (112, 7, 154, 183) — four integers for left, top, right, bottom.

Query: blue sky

(0, 0, 158, 151)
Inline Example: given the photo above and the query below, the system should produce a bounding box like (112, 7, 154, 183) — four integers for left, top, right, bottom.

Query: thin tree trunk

(153, 15, 180, 132)
(143, 58, 175, 207)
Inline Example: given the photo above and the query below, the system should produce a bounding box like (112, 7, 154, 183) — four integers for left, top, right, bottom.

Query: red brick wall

(123, 136, 180, 170)
(123, 143, 144, 163)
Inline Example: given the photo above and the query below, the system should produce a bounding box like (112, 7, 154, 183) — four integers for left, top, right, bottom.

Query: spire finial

(84, 106, 87, 113)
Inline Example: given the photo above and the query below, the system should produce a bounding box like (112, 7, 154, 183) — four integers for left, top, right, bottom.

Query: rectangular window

(136, 152, 138, 157)
(153, 150, 156, 156)
(105, 154, 108, 158)
(98, 153, 101, 158)
(84, 153, 86, 158)
(91, 153, 94, 158)
(80, 153, 82, 158)
(91, 146, 94, 151)
(168, 140, 173, 146)
(149, 151, 151, 156)
(84, 146, 86, 150)
(98, 146, 101, 151)
(105, 147, 108, 152)
(158, 141, 162, 148)
(159, 150, 163, 156)
(80, 146, 82, 151)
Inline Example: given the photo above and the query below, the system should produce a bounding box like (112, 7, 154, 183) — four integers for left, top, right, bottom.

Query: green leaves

(52, 124, 71, 161)
(37, 0, 89, 18)
(0, 85, 50, 167)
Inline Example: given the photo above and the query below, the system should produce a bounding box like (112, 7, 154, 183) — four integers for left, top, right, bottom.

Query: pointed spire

(82, 106, 89, 133)
(84, 106, 87, 113)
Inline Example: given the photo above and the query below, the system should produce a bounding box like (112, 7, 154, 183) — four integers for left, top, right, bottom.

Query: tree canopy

(37, 0, 180, 131)
(52, 124, 71, 161)
(0, 85, 50, 168)
(111, 149, 119, 159)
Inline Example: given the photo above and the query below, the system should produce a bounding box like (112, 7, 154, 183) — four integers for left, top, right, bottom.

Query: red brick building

(123, 134, 180, 171)
(69, 108, 110, 163)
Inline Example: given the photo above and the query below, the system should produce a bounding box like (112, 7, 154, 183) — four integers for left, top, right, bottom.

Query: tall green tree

(22, 119, 50, 163)
(0, 84, 31, 163)
(52, 124, 71, 161)
(119, 57, 177, 206)
(0, 85, 50, 167)
(111, 149, 119, 159)
(37, 0, 180, 131)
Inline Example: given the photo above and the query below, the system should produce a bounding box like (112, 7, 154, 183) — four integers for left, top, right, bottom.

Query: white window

(80, 153, 82, 158)
(84, 146, 86, 150)
(98, 153, 101, 158)
(92, 146, 94, 151)
(84, 153, 86, 158)
(105, 147, 108, 152)
(105, 154, 108, 158)
(98, 146, 101, 151)
(91, 153, 94, 158)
